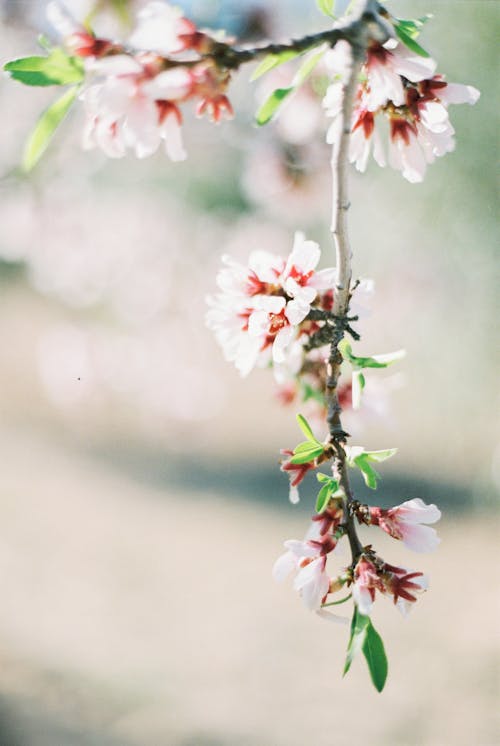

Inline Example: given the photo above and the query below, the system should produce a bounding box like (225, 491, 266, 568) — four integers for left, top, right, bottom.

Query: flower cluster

(275, 487, 440, 616)
(324, 38, 480, 182)
(206, 232, 336, 378)
(48, 1, 233, 160)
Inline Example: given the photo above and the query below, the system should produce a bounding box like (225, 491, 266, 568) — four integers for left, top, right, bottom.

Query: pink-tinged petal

(289, 485, 300, 504)
(253, 295, 286, 314)
(129, 2, 192, 55)
(439, 83, 480, 106)
(309, 267, 336, 291)
(284, 299, 309, 326)
(160, 113, 187, 162)
(143, 68, 193, 101)
(401, 523, 440, 553)
(419, 101, 450, 134)
(390, 44, 437, 82)
(88, 55, 144, 76)
(293, 557, 329, 610)
(234, 335, 261, 377)
(396, 498, 441, 524)
(272, 551, 297, 582)
(287, 232, 321, 274)
(349, 125, 371, 171)
(284, 539, 318, 559)
(272, 325, 295, 364)
(372, 127, 386, 167)
(352, 582, 373, 616)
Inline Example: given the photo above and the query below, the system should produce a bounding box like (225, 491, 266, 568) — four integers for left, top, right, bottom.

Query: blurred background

(0, 1, 498, 744)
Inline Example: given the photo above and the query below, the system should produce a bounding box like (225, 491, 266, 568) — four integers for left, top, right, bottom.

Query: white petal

(272, 551, 297, 582)
(143, 68, 192, 101)
(439, 83, 480, 106)
(401, 523, 440, 553)
(160, 114, 187, 162)
(284, 299, 309, 326)
(272, 325, 295, 364)
(396, 498, 441, 524)
(289, 486, 300, 504)
(308, 267, 336, 291)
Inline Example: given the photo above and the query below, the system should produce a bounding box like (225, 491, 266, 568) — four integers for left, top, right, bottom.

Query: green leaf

(351, 370, 365, 410)
(394, 15, 432, 40)
(250, 49, 302, 81)
(362, 618, 388, 692)
(316, 0, 335, 17)
(315, 483, 331, 513)
(256, 86, 293, 125)
(296, 413, 318, 443)
(339, 339, 405, 370)
(394, 24, 430, 58)
(22, 86, 78, 171)
(290, 441, 325, 465)
(343, 608, 369, 676)
(364, 448, 398, 463)
(255, 47, 325, 125)
(316, 472, 335, 484)
(354, 454, 381, 490)
(315, 478, 340, 513)
(4, 49, 84, 87)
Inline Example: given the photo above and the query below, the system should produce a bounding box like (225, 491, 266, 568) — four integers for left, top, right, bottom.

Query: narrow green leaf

(22, 86, 78, 171)
(339, 339, 405, 370)
(354, 454, 380, 490)
(365, 448, 397, 463)
(394, 15, 432, 40)
(296, 413, 317, 442)
(343, 608, 369, 676)
(317, 472, 334, 484)
(290, 441, 325, 465)
(255, 47, 325, 126)
(256, 86, 293, 125)
(4, 49, 84, 87)
(316, 0, 335, 17)
(250, 49, 302, 81)
(293, 48, 325, 87)
(315, 478, 340, 512)
(394, 25, 431, 58)
(315, 483, 331, 513)
(362, 618, 388, 692)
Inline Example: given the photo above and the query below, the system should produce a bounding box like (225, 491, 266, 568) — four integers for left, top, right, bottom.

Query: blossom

(272, 525, 336, 610)
(47, 1, 113, 57)
(364, 40, 437, 111)
(129, 1, 198, 56)
(207, 234, 336, 378)
(369, 498, 441, 552)
(352, 556, 428, 616)
(81, 55, 191, 160)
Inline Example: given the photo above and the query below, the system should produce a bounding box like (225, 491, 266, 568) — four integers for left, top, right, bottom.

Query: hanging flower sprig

(3, 0, 479, 691)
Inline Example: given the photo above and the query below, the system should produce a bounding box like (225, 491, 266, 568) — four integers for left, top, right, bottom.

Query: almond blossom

(273, 525, 337, 610)
(368, 497, 441, 552)
(352, 557, 428, 616)
(207, 233, 336, 378)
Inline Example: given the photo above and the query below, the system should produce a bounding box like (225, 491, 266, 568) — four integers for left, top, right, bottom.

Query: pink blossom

(273, 526, 336, 611)
(81, 55, 190, 160)
(369, 498, 441, 552)
(352, 557, 428, 616)
(364, 40, 437, 111)
(129, 1, 198, 56)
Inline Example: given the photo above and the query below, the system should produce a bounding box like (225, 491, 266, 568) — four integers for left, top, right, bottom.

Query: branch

(323, 0, 383, 561)
(210, 2, 392, 69)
